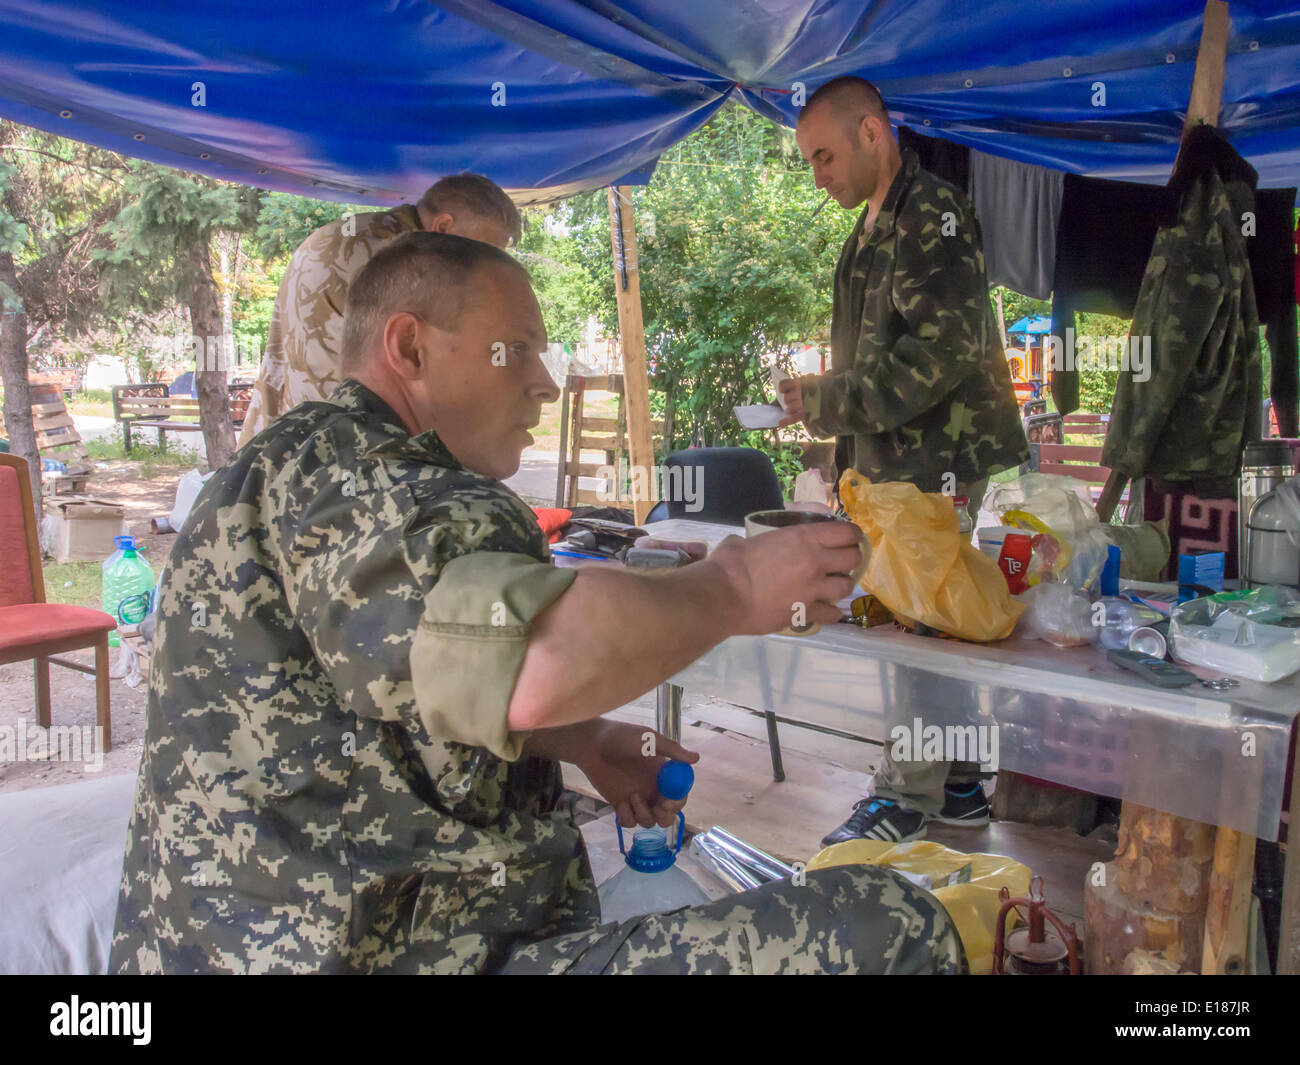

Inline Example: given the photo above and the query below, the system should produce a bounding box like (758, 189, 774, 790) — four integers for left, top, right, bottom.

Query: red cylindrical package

(998, 532, 1034, 594)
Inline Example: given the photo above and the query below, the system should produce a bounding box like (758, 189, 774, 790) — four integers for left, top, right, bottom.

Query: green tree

(0, 122, 128, 507)
(96, 165, 261, 469)
(533, 103, 848, 477)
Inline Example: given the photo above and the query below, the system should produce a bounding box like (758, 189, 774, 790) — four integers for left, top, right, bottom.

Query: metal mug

(744, 509, 871, 636)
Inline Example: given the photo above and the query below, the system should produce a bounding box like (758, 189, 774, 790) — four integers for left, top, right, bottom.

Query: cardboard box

(43, 496, 127, 563)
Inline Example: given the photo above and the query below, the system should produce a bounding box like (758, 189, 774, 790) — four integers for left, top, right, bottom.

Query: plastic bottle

(102, 535, 155, 647)
(951, 495, 973, 536)
(1095, 596, 1164, 651)
(597, 760, 711, 924)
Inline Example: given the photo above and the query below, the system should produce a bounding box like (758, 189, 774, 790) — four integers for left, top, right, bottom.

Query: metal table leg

(764, 711, 785, 782)
(656, 681, 682, 744)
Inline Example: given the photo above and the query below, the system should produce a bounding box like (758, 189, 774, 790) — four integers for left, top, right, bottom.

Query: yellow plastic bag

(840, 473, 1024, 642)
(807, 838, 1032, 975)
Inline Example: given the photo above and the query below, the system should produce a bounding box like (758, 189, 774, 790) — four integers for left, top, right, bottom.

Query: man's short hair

(418, 173, 522, 246)
(801, 77, 890, 140)
(341, 232, 528, 372)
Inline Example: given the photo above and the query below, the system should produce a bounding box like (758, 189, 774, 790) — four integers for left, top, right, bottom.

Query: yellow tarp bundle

(808, 838, 1032, 975)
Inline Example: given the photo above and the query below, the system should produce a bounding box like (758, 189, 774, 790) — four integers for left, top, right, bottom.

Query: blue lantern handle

(614, 759, 694, 856)
(616, 810, 685, 857)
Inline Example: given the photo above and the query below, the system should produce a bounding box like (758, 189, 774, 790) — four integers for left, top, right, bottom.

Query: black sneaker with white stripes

(933, 782, 991, 827)
(820, 798, 927, 848)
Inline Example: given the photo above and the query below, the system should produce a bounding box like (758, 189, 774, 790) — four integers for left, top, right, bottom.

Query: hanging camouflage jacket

(1101, 127, 1263, 496)
(237, 205, 422, 445)
(111, 380, 597, 974)
(800, 150, 1028, 490)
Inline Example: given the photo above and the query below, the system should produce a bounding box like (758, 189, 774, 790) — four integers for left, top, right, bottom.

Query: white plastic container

(976, 525, 1023, 561)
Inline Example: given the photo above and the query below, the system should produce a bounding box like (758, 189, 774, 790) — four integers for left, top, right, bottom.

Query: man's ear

(427, 212, 456, 234)
(380, 312, 428, 380)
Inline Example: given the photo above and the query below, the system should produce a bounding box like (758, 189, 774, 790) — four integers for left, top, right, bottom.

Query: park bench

(29, 370, 80, 398)
(112, 383, 252, 452)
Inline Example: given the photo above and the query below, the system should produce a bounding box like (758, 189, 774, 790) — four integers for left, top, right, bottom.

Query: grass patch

(84, 428, 201, 478)
(67, 388, 115, 417)
(43, 560, 103, 610)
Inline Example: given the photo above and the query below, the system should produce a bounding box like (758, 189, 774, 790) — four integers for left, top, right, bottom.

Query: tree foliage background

(4, 102, 1155, 499)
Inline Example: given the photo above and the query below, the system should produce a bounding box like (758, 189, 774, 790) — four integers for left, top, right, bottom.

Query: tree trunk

(219, 237, 234, 364)
(0, 248, 40, 513)
(185, 239, 235, 470)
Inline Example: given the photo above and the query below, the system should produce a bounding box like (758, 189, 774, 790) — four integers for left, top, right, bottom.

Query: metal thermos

(1244, 478, 1300, 589)
(1238, 440, 1295, 577)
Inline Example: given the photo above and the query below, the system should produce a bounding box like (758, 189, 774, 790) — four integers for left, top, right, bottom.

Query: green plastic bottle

(102, 535, 155, 647)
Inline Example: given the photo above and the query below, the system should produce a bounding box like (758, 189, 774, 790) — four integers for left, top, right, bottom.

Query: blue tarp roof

(2, 2, 1299, 206)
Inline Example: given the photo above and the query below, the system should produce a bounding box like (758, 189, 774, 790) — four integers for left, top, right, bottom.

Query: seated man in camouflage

(111, 232, 965, 975)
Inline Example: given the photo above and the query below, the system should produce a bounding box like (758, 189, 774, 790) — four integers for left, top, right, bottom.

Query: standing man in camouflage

(779, 77, 1028, 848)
(111, 232, 964, 975)
(237, 173, 520, 446)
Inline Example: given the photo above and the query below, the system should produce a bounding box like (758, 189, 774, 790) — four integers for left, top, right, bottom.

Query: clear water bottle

(102, 535, 155, 647)
(1095, 596, 1164, 651)
(597, 761, 711, 924)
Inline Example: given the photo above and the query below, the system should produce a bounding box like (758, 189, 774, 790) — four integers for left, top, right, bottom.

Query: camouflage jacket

(111, 380, 596, 974)
(237, 205, 422, 445)
(1101, 129, 1262, 496)
(800, 150, 1028, 490)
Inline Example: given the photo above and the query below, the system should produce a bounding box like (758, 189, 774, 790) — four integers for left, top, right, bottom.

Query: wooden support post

(1280, 728, 1300, 974)
(1184, 0, 1230, 134)
(1201, 829, 1256, 974)
(607, 186, 656, 525)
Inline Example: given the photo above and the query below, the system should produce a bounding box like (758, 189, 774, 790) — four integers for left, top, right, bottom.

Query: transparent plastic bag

(1017, 583, 1097, 647)
(1170, 587, 1300, 682)
(840, 474, 1024, 642)
(985, 474, 1110, 590)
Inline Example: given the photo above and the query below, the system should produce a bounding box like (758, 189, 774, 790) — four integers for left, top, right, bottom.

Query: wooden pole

(607, 186, 656, 525)
(1184, 0, 1231, 134)
(1280, 730, 1300, 974)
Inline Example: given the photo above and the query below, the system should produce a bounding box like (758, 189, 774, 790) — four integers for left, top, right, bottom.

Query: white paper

(734, 403, 784, 429)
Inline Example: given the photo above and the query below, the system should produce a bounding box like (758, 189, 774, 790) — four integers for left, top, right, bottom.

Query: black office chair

(644, 447, 785, 525)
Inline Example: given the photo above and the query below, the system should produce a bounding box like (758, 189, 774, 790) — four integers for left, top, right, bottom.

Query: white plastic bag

(170, 468, 214, 533)
(1170, 587, 1300, 682)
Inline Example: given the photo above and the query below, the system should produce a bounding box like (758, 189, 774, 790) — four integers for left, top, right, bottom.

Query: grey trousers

(500, 865, 967, 974)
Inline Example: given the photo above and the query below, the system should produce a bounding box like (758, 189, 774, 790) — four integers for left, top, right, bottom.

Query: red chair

(0, 454, 116, 750)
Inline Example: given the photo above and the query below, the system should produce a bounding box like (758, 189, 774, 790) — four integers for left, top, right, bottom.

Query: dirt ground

(0, 460, 187, 794)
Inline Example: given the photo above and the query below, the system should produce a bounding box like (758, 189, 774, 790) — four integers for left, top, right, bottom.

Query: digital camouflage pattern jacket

(111, 380, 595, 973)
(800, 150, 1028, 490)
(237, 205, 422, 445)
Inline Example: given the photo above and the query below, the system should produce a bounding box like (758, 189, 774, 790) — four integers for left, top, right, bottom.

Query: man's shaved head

(796, 76, 899, 211)
(802, 77, 889, 143)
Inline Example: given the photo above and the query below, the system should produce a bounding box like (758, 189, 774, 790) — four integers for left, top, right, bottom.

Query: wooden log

(1083, 801, 1217, 973)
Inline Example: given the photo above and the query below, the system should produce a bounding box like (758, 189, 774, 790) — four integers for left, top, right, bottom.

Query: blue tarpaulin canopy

(2, 1, 1299, 205)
